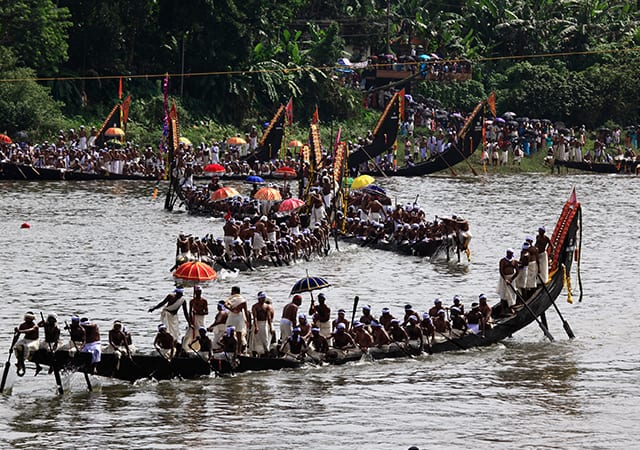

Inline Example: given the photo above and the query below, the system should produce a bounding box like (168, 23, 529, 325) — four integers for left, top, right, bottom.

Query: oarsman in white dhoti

(148, 287, 190, 344)
(514, 242, 531, 294)
(535, 227, 552, 284)
(309, 190, 326, 225)
(225, 286, 251, 354)
(80, 318, 101, 373)
(280, 295, 302, 344)
(524, 236, 539, 297)
(497, 248, 519, 316)
(183, 286, 209, 353)
(249, 292, 274, 357)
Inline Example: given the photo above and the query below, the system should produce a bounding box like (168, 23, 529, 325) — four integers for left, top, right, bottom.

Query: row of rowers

(145, 285, 499, 361)
(175, 216, 331, 265)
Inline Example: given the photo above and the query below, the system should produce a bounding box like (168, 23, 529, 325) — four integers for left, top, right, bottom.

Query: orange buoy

(20, 222, 30, 229)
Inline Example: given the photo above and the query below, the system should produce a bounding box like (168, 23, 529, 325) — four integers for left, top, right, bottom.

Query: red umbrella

(173, 261, 217, 282)
(104, 127, 125, 138)
(273, 166, 297, 177)
(278, 198, 306, 212)
(0, 134, 11, 144)
(211, 186, 240, 201)
(254, 187, 282, 201)
(204, 163, 226, 173)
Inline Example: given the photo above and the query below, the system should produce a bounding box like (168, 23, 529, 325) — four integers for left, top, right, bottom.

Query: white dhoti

(525, 261, 538, 289)
(161, 309, 181, 342)
(82, 341, 102, 364)
(515, 266, 528, 290)
(249, 320, 271, 355)
(15, 338, 39, 361)
(267, 231, 277, 243)
(310, 206, 325, 225)
(182, 314, 206, 352)
(226, 311, 247, 349)
(369, 211, 383, 222)
(253, 232, 266, 254)
(319, 320, 331, 338)
(538, 252, 549, 283)
(211, 323, 226, 350)
(280, 318, 293, 343)
(497, 274, 517, 306)
(289, 225, 301, 236)
(223, 236, 235, 253)
(501, 150, 509, 164)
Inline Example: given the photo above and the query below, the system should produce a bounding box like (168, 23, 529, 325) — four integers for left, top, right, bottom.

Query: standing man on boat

(535, 226, 552, 284)
(183, 286, 209, 353)
(249, 292, 274, 357)
(309, 293, 331, 337)
(207, 301, 229, 351)
(280, 295, 302, 344)
(14, 312, 39, 376)
(497, 249, 519, 315)
(223, 219, 239, 255)
(225, 286, 251, 355)
(148, 286, 190, 344)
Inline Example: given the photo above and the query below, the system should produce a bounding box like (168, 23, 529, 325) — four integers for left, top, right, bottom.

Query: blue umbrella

(363, 184, 387, 196)
(418, 54, 430, 61)
(245, 175, 265, 184)
(290, 275, 331, 295)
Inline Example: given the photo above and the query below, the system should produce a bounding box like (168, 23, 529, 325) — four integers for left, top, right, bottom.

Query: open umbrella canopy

(228, 136, 246, 145)
(363, 184, 387, 196)
(273, 166, 297, 177)
(0, 133, 12, 144)
(494, 117, 506, 124)
(245, 175, 265, 184)
(290, 275, 331, 295)
(204, 163, 226, 173)
(211, 186, 240, 201)
(288, 140, 304, 147)
(104, 127, 125, 138)
(351, 174, 375, 190)
(179, 137, 192, 146)
(254, 187, 282, 201)
(278, 197, 306, 212)
(502, 112, 516, 119)
(173, 261, 217, 282)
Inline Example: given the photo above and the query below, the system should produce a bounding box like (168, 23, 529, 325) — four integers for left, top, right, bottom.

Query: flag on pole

(398, 88, 405, 121)
(118, 77, 123, 100)
(487, 92, 496, 117)
(312, 105, 319, 124)
(121, 95, 131, 131)
(285, 98, 293, 126)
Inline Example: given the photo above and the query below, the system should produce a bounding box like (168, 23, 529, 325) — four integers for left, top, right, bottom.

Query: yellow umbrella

(351, 174, 375, 190)
(179, 137, 192, 146)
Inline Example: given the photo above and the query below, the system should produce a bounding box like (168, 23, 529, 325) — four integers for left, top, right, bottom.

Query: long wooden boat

(348, 91, 401, 169)
(0, 162, 159, 181)
(24, 191, 581, 383)
(362, 99, 484, 177)
(554, 159, 637, 174)
(338, 235, 451, 258)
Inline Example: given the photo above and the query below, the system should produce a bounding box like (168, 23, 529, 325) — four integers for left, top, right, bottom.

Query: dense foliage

(0, 0, 639, 139)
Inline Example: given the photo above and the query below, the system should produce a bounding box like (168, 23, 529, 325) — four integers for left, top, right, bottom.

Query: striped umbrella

(290, 275, 331, 295)
(254, 187, 282, 201)
(173, 261, 217, 282)
(211, 186, 240, 201)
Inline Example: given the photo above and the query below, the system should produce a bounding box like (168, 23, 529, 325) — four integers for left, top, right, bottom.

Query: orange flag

(121, 95, 131, 130)
(487, 92, 496, 117)
(398, 88, 405, 121)
(285, 98, 293, 126)
(118, 77, 123, 100)
(312, 105, 319, 124)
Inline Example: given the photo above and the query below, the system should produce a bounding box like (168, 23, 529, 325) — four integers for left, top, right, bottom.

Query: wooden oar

(507, 285, 555, 342)
(64, 321, 92, 392)
(41, 313, 63, 395)
(0, 331, 20, 394)
(188, 343, 215, 377)
(538, 275, 575, 339)
(451, 137, 479, 176)
(349, 296, 360, 328)
(434, 329, 467, 351)
(435, 151, 457, 176)
(154, 346, 183, 381)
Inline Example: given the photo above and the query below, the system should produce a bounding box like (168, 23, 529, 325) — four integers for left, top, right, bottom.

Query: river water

(0, 173, 637, 449)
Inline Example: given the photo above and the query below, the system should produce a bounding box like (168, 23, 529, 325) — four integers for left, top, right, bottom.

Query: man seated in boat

(433, 310, 451, 335)
(279, 327, 307, 359)
(14, 312, 39, 376)
(420, 314, 435, 341)
(190, 327, 213, 361)
(307, 327, 329, 352)
(332, 309, 350, 333)
(63, 316, 86, 353)
(297, 314, 312, 340)
(451, 296, 465, 315)
(104, 321, 133, 370)
(371, 322, 391, 347)
(405, 316, 424, 350)
(80, 318, 102, 374)
(378, 308, 396, 331)
(428, 299, 444, 318)
(154, 324, 176, 360)
(402, 304, 421, 326)
(449, 307, 468, 337)
(359, 305, 375, 327)
(330, 323, 356, 351)
(217, 326, 239, 358)
(388, 319, 409, 346)
(38, 313, 61, 352)
(309, 293, 331, 338)
(352, 322, 373, 351)
(477, 295, 493, 328)
(497, 248, 518, 316)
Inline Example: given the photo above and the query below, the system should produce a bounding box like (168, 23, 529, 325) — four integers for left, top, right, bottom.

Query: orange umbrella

(227, 136, 247, 145)
(211, 186, 240, 201)
(173, 261, 217, 282)
(0, 134, 11, 144)
(254, 187, 282, 201)
(288, 139, 304, 147)
(273, 166, 297, 177)
(104, 127, 125, 137)
(204, 163, 226, 173)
